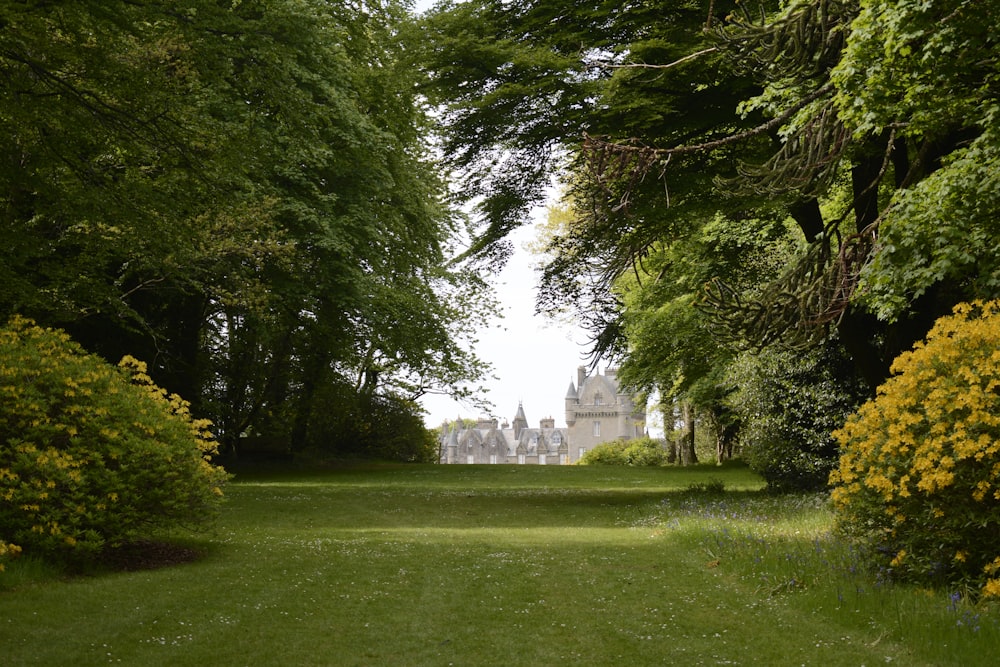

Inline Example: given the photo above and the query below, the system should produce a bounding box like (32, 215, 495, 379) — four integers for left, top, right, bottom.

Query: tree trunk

(680, 401, 699, 466)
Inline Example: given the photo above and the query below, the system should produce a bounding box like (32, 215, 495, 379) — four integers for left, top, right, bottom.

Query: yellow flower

(983, 578, 1000, 599)
(890, 549, 907, 567)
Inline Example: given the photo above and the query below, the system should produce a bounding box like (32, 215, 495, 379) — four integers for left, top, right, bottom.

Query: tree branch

(583, 82, 834, 161)
(601, 47, 719, 72)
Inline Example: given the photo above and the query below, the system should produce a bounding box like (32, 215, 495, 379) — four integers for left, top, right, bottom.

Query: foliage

(0, 540, 21, 573)
(613, 215, 794, 462)
(300, 389, 440, 464)
(576, 436, 669, 467)
(832, 0, 1000, 322)
(662, 407, 733, 465)
(830, 301, 1000, 597)
(858, 128, 1000, 320)
(0, 317, 228, 564)
(420, 0, 1000, 426)
(0, 0, 492, 458)
(729, 340, 866, 491)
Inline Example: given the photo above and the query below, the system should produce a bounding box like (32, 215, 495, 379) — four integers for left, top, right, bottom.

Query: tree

(419, 0, 781, 455)
(728, 340, 867, 491)
(419, 0, 1000, 467)
(2, 0, 493, 458)
(831, 0, 1000, 321)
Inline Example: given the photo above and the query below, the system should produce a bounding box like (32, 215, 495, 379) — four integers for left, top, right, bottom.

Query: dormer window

(594, 393, 603, 406)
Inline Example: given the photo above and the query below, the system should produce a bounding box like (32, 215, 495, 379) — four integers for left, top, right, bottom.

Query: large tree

(418, 0, 1000, 419)
(1, 0, 491, 456)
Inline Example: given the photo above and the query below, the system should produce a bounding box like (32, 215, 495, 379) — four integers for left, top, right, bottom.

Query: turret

(565, 380, 578, 427)
(512, 402, 528, 440)
(446, 421, 461, 464)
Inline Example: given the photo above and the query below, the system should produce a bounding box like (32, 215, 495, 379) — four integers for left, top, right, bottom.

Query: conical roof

(565, 380, 578, 399)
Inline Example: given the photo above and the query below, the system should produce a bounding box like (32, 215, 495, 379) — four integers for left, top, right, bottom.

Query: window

(539, 454, 547, 465)
(517, 454, 526, 464)
(592, 421, 601, 437)
(578, 447, 587, 460)
(466, 454, 475, 464)
(559, 454, 568, 465)
(489, 454, 498, 464)
(594, 393, 603, 406)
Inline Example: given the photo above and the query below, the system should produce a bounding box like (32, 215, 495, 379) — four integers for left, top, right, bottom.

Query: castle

(440, 366, 646, 464)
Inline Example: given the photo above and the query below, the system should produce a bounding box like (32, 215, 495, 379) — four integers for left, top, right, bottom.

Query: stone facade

(440, 366, 646, 464)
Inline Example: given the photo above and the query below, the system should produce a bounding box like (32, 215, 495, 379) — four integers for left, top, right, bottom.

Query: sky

(418, 214, 597, 431)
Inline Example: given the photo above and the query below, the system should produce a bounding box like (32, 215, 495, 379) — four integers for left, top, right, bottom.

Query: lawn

(1, 463, 997, 666)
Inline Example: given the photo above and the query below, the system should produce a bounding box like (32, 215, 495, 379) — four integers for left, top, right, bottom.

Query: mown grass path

(2, 464, 996, 665)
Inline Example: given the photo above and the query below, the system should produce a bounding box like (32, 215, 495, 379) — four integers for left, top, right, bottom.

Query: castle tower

(446, 422, 461, 464)
(566, 366, 647, 462)
(565, 380, 578, 427)
(512, 402, 528, 440)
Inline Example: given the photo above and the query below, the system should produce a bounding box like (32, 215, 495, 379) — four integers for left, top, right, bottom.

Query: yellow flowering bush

(830, 301, 1000, 596)
(0, 540, 22, 572)
(0, 317, 229, 565)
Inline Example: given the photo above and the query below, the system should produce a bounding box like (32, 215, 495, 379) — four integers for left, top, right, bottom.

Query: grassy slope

(1, 463, 996, 666)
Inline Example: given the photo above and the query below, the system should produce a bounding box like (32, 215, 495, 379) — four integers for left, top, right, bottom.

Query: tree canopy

(1, 0, 492, 458)
(418, 0, 1000, 399)
(6, 0, 999, 464)
(416, 0, 1000, 475)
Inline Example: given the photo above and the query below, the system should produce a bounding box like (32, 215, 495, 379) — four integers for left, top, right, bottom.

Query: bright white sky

(419, 212, 596, 430)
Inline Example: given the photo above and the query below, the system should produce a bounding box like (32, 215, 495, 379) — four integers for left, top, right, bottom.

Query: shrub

(728, 341, 867, 491)
(0, 541, 21, 572)
(577, 440, 628, 466)
(684, 478, 727, 494)
(577, 437, 668, 466)
(302, 388, 439, 463)
(0, 317, 229, 564)
(830, 301, 1000, 597)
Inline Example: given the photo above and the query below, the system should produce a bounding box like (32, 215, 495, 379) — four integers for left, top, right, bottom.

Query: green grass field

(2, 463, 997, 666)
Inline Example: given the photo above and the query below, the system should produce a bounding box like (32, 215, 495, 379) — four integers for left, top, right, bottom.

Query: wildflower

(982, 579, 1000, 599)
